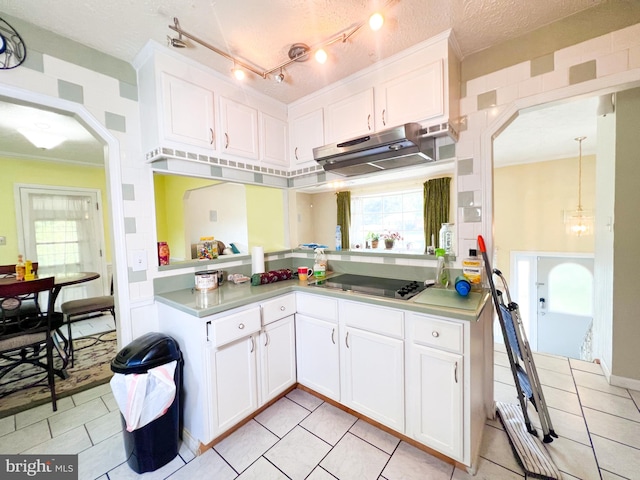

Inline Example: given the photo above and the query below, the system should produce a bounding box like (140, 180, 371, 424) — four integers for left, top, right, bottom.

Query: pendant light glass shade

(564, 136, 594, 236)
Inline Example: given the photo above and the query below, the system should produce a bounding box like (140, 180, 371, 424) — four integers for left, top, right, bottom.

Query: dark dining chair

(0, 276, 64, 411)
(0, 262, 41, 314)
(60, 278, 115, 367)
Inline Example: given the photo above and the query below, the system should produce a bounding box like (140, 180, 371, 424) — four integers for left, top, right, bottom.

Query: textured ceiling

(1, 0, 604, 104)
(0, 0, 606, 167)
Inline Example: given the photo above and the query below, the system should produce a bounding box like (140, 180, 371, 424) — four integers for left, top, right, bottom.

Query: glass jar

(439, 223, 454, 255)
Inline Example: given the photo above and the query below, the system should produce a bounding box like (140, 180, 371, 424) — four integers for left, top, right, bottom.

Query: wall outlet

(131, 250, 147, 272)
(0, 236, 5, 246)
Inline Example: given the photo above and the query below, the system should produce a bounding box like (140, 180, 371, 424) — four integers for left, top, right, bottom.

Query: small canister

(454, 275, 471, 297)
(195, 271, 218, 291)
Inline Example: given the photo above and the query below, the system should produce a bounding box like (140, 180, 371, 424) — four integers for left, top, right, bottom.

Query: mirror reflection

(153, 173, 287, 264)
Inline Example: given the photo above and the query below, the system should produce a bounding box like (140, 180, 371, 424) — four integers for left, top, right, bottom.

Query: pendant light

(564, 136, 594, 236)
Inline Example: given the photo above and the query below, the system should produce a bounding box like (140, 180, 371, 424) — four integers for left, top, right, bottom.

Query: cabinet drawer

(412, 315, 463, 353)
(296, 293, 338, 322)
(262, 294, 296, 325)
(341, 301, 403, 338)
(212, 307, 261, 347)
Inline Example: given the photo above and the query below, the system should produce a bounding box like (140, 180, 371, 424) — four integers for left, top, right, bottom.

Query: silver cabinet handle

(280, 306, 286, 311)
(432, 331, 440, 338)
(250, 336, 255, 353)
(382, 109, 386, 126)
(224, 132, 229, 149)
(454, 361, 458, 383)
(209, 128, 214, 145)
(331, 327, 335, 345)
(264, 332, 270, 347)
(367, 114, 371, 131)
(345, 331, 350, 348)
(238, 323, 245, 330)
(294, 147, 299, 161)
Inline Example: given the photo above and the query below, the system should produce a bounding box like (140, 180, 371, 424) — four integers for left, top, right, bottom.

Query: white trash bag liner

(110, 360, 177, 432)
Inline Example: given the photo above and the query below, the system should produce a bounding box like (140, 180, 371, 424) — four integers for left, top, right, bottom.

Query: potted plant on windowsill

(366, 232, 380, 249)
(381, 231, 403, 250)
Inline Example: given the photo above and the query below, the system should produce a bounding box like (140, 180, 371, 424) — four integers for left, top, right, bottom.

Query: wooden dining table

(0, 271, 100, 304)
(0, 271, 101, 378)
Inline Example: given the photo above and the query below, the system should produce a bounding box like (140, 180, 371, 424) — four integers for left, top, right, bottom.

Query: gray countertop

(155, 277, 491, 322)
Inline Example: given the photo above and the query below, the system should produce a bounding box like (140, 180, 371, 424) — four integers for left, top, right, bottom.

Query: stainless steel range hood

(313, 122, 436, 177)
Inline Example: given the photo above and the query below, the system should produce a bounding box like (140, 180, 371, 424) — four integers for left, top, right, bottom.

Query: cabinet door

(342, 326, 404, 432)
(210, 335, 258, 435)
(325, 88, 374, 142)
(220, 96, 259, 159)
(407, 344, 462, 460)
(295, 314, 340, 400)
(161, 73, 216, 149)
(376, 60, 443, 128)
(260, 112, 288, 166)
(290, 108, 324, 165)
(259, 315, 296, 404)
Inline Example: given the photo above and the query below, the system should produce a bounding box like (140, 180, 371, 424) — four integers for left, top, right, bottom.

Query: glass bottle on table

(15, 254, 26, 281)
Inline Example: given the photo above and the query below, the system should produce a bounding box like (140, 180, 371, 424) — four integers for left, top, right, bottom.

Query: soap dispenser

(435, 248, 449, 288)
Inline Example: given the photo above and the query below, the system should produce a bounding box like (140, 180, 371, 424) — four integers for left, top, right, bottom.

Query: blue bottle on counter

(335, 225, 342, 251)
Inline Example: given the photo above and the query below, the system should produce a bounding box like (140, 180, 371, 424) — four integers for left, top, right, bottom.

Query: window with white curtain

(16, 186, 105, 303)
(350, 189, 424, 252)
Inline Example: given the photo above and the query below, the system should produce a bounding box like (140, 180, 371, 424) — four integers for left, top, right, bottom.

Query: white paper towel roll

(251, 246, 265, 274)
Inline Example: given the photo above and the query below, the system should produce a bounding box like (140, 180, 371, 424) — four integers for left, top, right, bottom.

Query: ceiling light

(233, 67, 245, 80)
(18, 127, 66, 149)
(369, 12, 384, 31)
(274, 69, 285, 83)
(564, 136, 594, 236)
(314, 49, 328, 64)
(167, 35, 187, 48)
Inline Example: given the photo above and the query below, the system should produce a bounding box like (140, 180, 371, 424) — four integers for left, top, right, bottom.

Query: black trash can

(110, 332, 183, 474)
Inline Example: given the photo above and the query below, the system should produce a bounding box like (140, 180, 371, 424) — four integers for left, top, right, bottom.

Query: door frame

(510, 250, 594, 351)
(14, 183, 109, 294)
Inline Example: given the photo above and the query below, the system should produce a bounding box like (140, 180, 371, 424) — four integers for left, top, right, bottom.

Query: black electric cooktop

(313, 274, 427, 300)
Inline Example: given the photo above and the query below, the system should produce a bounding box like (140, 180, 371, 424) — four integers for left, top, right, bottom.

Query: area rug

(0, 330, 117, 418)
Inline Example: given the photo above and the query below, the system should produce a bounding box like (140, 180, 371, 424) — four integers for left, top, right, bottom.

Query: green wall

(0, 156, 110, 265)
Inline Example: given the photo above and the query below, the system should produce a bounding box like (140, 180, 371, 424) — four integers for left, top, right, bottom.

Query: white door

(536, 256, 594, 359)
(407, 344, 462, 460)
(342, 326, 404, 431)
(295, 314, 340, 400)
(212, 335, 258, 435)
(16, 185, 106, 303)
(219, 96, 259, 159)
(259, 315, 296, 404)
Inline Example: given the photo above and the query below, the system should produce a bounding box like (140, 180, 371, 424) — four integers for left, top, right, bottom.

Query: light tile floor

(1, 339, 639, 480)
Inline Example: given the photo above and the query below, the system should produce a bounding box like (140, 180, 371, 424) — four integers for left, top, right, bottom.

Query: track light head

(167, 35, 187, 48)
(274, 71, 285, 83)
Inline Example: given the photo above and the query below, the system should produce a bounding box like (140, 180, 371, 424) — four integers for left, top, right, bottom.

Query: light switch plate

(131, 250, 147, 272)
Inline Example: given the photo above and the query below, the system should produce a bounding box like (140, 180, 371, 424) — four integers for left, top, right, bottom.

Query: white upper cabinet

(325, 88, 374, 143)
(375, 60, 444, 128)
(219, 96, 259, 160)
(260, 112, 288, 167)
(289, 108, 324, 165)
(161, 72, 216, 150)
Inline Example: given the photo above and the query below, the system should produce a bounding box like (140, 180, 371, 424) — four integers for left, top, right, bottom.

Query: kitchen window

(350, 190, 424, 253)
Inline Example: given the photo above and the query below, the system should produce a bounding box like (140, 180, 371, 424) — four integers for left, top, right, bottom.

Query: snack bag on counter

(197, 236, 218, 260)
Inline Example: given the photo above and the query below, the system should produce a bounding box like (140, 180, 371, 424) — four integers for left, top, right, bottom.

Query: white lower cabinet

(295, 313, 340, 400)
(259, 315, 296, 404)
(338, 298, 405, 431)
(407, 344, 463, 460)
(207, 333, 258, 435)
(341, 325, 404, 432)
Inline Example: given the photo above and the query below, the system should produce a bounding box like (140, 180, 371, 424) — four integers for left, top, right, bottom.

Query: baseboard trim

(609, 373, 640, 391)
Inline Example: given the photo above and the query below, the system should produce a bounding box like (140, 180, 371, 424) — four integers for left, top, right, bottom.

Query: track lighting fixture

(167, 0, 396, 83)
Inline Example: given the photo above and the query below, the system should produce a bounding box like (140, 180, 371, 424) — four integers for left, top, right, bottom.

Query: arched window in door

(548, 263, 593, 316)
